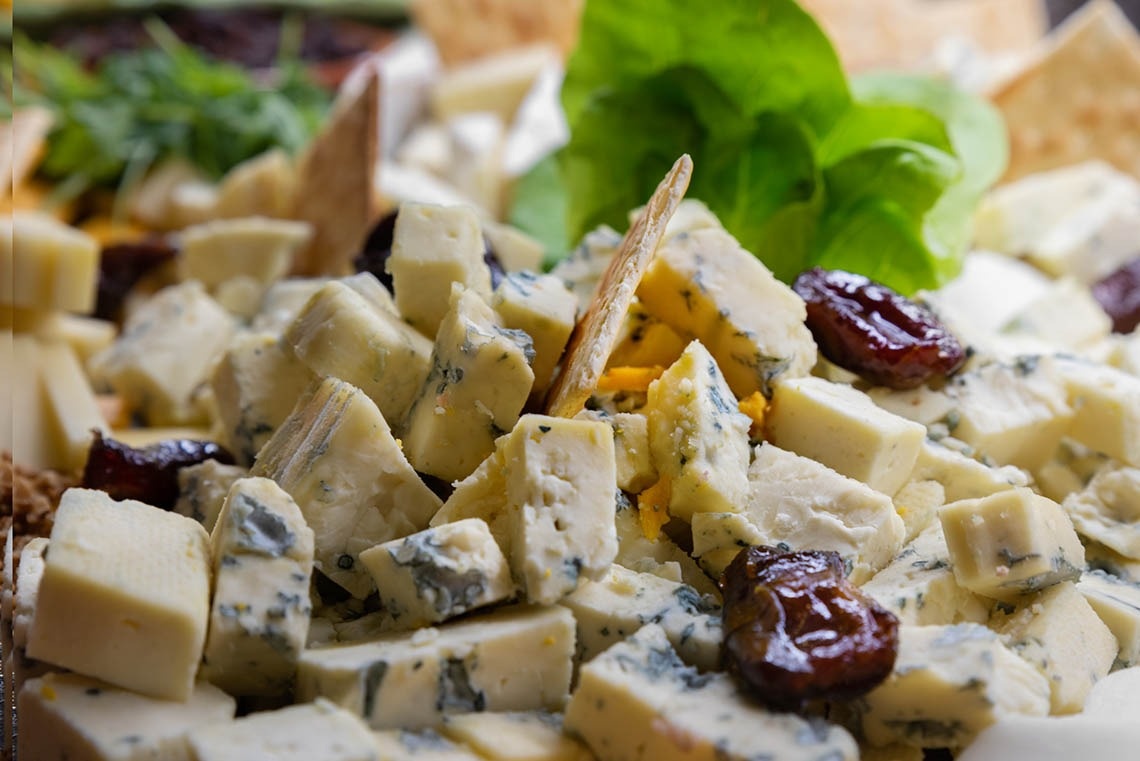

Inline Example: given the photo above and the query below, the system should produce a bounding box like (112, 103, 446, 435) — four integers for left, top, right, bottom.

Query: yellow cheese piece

(38, 339, 106, 471)
(2, 212, 99, 314)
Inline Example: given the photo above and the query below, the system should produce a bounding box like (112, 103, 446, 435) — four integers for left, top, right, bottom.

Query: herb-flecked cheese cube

(565, 624, 859, 761)
(187, 699, 379, 761)
(201, 477, 315, 696)
(991, 581, 1117, 714)
(403, 286, 535, 482)
(855, 624, 1050, 749)
(17, 673, 235, 761)
(575, 409, 657, 493)
(359, 518, 514, 629)
(766, 376, 926, 496)
(646, 340, 750, 520)
(492, 271, 577, 395)
(1055, 359, 1140, 467)
(174, 459, 248, 532)
(252, 377, 442, 598)
(27, 489, 211, 700)
(372, 728, 484, 760)
(1062, 462, 1140, 559)
(636, 227, 817, 398)
(297, 605, 575, 730)
(440, 711, 592, 761)
(939, 487, 1084, 601)
(1077, 570, 1140, 667)
(388, 202, 493, 337)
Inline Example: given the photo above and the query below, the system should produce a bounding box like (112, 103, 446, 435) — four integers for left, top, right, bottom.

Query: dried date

(793, 267, 966, 389)
(721, 545, 899, 711)
(95, 237, 179, 322)
(82, 430, 235, 510)
(1091, 257, 1140, 335)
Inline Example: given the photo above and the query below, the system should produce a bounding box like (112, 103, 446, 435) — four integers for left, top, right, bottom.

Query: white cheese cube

(3, 211, 99, 313)
(403, 286, 534, 481)
(560, 563, 722, 671)
(430, 45, 558, 124)
(174, 459, 248, 531)
(297, 604, 575, 729)
(637, 227, 817, 397)
(892, 478, 946, 542)
(38, 338, 106, 471)
(856, 624, 1050, 749)
(992, 581, 1117, 714)
(574, 410, 657, 493)
(646, 340, 751, 520)
(492, 271, 577, 394)
(1062, 462, 1140, 559)
(1055, 359, 1140, 467)
(372, 729, 483, 760)
(212, 275, 264, 320)
(766, 376, 926, 496)
(17, 674, 235, 761)
(33, 313, 117, 367)
(396, 122, 453, 177)
(27, 489, 211, 700)
(359, 518, 514, 629)
(440, 711, 592, 761)
(1001, 277, 1112, 352)
(1029, 189, 1140, 283)
(954, 713, 1140, 761)
(339, 271, 398, 316)
(1076, 570, 1140, 668)
(7, 334, 54, 470)
(1085, 540, 1140, 584)
(483, 221, 545, 273)
(89, 281, 235, 426)
(250, 277, 329, 336)
(742, 443, 905, 584)
(909, 439, 1031, 502)
(252, 377, 442, 598)
(286, 280, 433, 432)
(187, 699, 379, 761)
(939, 488, 1084, 601)
(179, 216, 311, 288)
(565, 624, 859, 761)
(1083, 664, 1140, 720)
(213, 147, 296, 220)
(922, 252, 1052, 344)
(548, 225, 620, 306)
(389, 202, 493, 337)
(1110, 330, 1140, 378)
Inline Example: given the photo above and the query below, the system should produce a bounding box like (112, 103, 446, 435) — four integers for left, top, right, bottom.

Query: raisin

(720, 545, 899, 711)
(95, 237, 179, 322)
(81, 430, 235, 510)
(793, 267, 966, 389)
(1091, 257, 1140, 334)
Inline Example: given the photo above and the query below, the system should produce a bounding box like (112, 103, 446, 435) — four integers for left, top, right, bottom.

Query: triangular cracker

(411, 0, 583, 66)
(544, 154, 693, 418)
(290, 73, 381, 276)
(990, 0, 1140, 181)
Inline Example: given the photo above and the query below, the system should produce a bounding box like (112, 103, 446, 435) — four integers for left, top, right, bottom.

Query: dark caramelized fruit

(1091, 257, 1140, 335)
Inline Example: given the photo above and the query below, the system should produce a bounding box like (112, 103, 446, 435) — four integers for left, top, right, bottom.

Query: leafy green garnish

(10, 23, 332, 192)
(510, 0, 1007, 294)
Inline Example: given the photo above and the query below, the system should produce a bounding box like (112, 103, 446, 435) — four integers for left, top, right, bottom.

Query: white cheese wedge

(27, 488, 211, 700)
(492, 271, 577, 395)
(1076, 570, 1140, 668)
(297, 604, 575, 730)
(2, 211, 99, 313)
(178, 216, 311, 289)
(187, 699, 379, 761)
(440, 711, 592, 761)
(1062, 462, 1140, 559)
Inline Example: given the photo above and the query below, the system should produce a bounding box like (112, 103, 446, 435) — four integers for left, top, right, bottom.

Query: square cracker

(990, 0, 1140, 182)
(290, 73, 381, 276)
(544, 154, 692, 418)
(411, 0, 583, 66)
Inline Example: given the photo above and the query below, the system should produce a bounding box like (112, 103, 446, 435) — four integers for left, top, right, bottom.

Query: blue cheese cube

(565, 624, 859, 761)
(909, 439, 1031, 502)
(187, 699, 379, 761)
(690, 511, 765, 578)
(939, 488, 1084, 602)
(372, 728, 483, 760)
(359, 518, 514, 629)
(17, 673, 235, 761)
(1055, 359, 1140, 467)
(492, 271, 577, 395)
(646, 340, 751, 520)
(174, 459, 248, 532)
(1062, 462, 1140, 558)
(1077, 570, 1140, 667)
(855, 624, 1050, 749)
(549, 225, 621, 306)
(574, 410, 657, 493)
(1027, 184, 1140, 284)
(440, 711, 592, 761)
(297, 604, 575, 729)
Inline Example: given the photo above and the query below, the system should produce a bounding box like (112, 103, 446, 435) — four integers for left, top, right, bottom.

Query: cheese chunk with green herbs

(359, 518, 514, 629)
(939, 488, 1084, 601)
(297, 605, 575, 729)
(492, 271, 577, 394)
(27, 489, 211, 700)
(187, 699, 379, 761)
(1077, 570, 1140, 667)
(1062, 462, 1140, 559)
(17, 673, 235, 761)
(252, 377, 442, 598)
(565, 624, 858, 761)
(440, 711, 592, 761)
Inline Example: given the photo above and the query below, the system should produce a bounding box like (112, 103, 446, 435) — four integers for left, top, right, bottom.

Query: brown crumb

(2, 451, 76, 571)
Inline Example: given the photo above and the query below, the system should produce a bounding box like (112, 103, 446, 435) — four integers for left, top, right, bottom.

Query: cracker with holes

(544, 154, 693, 418)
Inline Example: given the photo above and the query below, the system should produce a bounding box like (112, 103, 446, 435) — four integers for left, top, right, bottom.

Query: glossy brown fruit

(1091, 257, 1140, 335)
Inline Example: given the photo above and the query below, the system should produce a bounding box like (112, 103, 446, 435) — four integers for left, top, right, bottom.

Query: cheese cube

(187, 700, 379, 761)
(297, 605, 575, 729)
(213, 147, 297, 220)
(559, 563, 722, 671)
(27, 488, 211, 700)
(17, 674, 235, 761)
(1083, 663, 1140, 720)
(483, 221, 544, 273)
(403, 286, 534, 481)
(252, 377, 442, 598)
(1076, 570, 1140, 668)
(286, 280, 433, 433)
(1055, 359, 1140, 466)
(445, 112, 506, 218)
(33, 313, 117, 367)
(892, 478, 946, 542)
(250, 277, 329, 335)
(565, 624, 859, 761)
(38, 339, 106, 471)
(492, 271, 577, 394)
(939, 488, 1084, 601)
(359, 518, 514, 629)
(388, 202, 493, 337)
(430, 447, 512, 552)
(646, 340, 751, 520)
(548, 225, 620, 305)
(201, 477, 315, 696)
(372, 729, 483, 760)
(856, 624, 1050, 748)
(574, 410, 656, 493)
(766, 376, 925, 496)
(1062, 462, 1140, 559)
(992, 581, 1117, 714)
(743, 443, 905, 584)
(953, 713, 1140, 761)
(174, 459, 248, 531)
(612, 498, 720, 598)
(7, 334, 54, 469)
(179, 216, 311, 288)
(636, 227, 817, 398)
(690, 511, 764, 577)
(1001, 278, 1112, 352)
(2, 212, 99, 313)
(341, 271, 399, 316)
(1028, 187, 1140, 283)
(440, 712, 593, 761)
(909, 439, 1031, 502)
(608, 301, 688, 369)
(430, 45, 557, 123)
(1085, 540, 1140, 583)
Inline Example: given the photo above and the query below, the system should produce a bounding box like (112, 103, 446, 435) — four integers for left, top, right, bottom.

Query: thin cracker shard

(544, 153, 693, 418)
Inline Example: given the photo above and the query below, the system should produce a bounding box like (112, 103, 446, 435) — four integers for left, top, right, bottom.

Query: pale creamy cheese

(1076, 570, 1140, 668)
(17, 673, 235, 761)
(855, 624, 1051, 749)
(953, 713, 1140, 761)
(574, 410, 657, 493)
(430, 45, 559, 124)
(548, 225, 622, 306)
(612, 497, 720, 598)
(213, 275, 266, 320)
(1033, 438, 1109, 504)
(939, 487, 1084, 602)
(37, 338, 106, 471)
(178, 216, 312, 290)
(892, 479, 945, 543)
(564, 624, 859, 761)
(491, 271, 577, 395)
(296, 604, 575, 730)
(1027, 186, 1140, 284)
(12, 537, 48, 652)
(636, 226, 817, 398)
(766, 376, 926, 496)
(1062, 462, 1140, 559)
(402, 285, 534, 482)
(372, 728, 483, 760)
(440, 711, 592, 761)
(252, 377, 442, 598)
(8, 334, 55, 469)
(174, 459, 249, 532)
(689, 511, 765, 578)
(1082, 665, 1140, 721)
(186, 699, 380, 761)
(32, 312, 117, 368)
(27, 489, 211, 701)
(212, 147, 296, 220)
(483, 221, 546, 273)
(1085, 540, 1140, 584)
(3, 211, 100, 314)
(1054, 358, 1140, 467)
(908, 438, 1031, 502)
(340, 271, 400, 317)
(430, 446, 512, 552)
(358, 518, 515, 629)
(249, 277, 330, 336)
(1000, 277, 1112, 353)
(445, 112, 506, 218)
